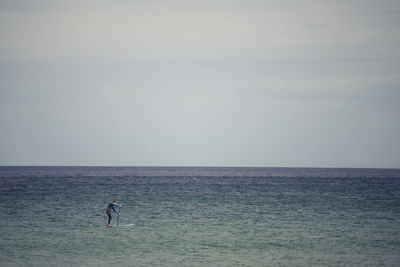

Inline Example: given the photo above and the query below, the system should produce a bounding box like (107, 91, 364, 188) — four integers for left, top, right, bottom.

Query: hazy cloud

(1, 0, 399, 167)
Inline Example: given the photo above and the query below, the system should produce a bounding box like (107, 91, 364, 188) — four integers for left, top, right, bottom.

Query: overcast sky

(1, 0, 399, 168)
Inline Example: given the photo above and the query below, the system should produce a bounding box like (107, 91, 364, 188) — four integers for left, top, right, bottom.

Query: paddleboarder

(106, 200, 121, 227)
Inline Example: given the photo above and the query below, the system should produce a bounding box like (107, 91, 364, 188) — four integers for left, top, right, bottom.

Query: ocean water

(1, 167, 400, 266)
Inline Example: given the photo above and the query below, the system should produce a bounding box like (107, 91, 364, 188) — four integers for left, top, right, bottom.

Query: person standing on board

(106, 200, 121, 227)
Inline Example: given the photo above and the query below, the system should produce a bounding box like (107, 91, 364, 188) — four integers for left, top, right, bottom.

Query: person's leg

(107, 212, 112, 225)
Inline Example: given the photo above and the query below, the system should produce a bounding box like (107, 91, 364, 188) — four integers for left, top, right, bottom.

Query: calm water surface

(1, 167, 400, 266)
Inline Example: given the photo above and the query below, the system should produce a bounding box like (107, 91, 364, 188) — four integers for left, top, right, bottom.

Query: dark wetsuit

(106, 203, 119, 225)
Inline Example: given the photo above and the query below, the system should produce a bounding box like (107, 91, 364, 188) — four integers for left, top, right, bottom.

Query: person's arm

(111, 203, 120, 213)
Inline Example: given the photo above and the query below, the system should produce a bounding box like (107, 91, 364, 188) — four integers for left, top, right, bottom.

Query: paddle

(117, 206, 121, 226)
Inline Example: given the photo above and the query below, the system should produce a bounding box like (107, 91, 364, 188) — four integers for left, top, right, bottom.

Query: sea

(0, 166, 399, 266)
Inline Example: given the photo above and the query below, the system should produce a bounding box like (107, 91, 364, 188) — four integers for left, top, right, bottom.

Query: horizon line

(0, 165, 399, 170)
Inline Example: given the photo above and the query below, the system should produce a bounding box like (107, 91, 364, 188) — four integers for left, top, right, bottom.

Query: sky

(0, 0, 399, 168)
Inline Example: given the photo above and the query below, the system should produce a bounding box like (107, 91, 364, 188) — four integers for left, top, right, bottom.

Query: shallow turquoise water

(1, 167, 400, 266)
